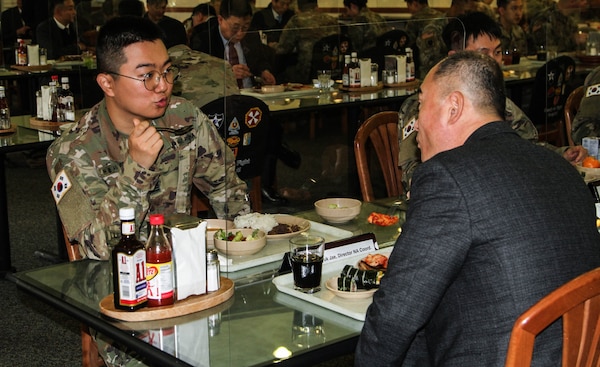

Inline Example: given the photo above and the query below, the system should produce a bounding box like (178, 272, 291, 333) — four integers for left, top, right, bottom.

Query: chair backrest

(310, 34, 352, 82)
(200, 95, 270, 212)
(354, 111, 403, 202)
(564, 85, 584, 147)
(504, 267, 600, 367)
(528, 55, 576, 146)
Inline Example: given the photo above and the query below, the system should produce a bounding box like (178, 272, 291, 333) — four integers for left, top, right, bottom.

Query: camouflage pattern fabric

(47, 97, 251, 260)
(499, 23, 532, 55)
(530, 3, 578, 52)
(572, 66, 600, 144)
(168, 44, 240, 108)
(397, 95, 567, 190)
(345, 7, 389, 52)
(415, 19, 448, 79)
(405, 6, 445, 45)
(275, 9, 340, 83)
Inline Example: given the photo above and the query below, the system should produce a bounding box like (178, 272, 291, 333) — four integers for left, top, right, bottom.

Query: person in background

(404, 0, 446, 78)
(211, 0, 223, 15)
(36, 0, 88, 59)
(144, 0, 187, 49)
(185, 3, 217, 44)
(404, 0, 444, 43)
(398, 12, 587, 190)
(356, 50, 600, 366)
(342, 0, 388, 53)
(497, 0, 534, 56)
(529, 0, 588, 52)
(1, 0, 32, 65)
(250, 0, 295, 47)
(571, 66, 600, 144)
(276, 0, 339, 84)
(46, 16, 250, 262)
(118, 0, 145, 17)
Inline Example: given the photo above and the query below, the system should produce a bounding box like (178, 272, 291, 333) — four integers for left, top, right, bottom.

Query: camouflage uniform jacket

(572, 66, 600, 144)
(398, 94, 566, 190)
(168, 44, 240, 108)
(47, 97, 250, 260)
(530, 3, 578, 52)
(275, 9, 340, 83)
(414, 18, 448, 79)
(405, 6, 445, 45)
(499, 23, 533, 56)
(345, 7, 389, 52)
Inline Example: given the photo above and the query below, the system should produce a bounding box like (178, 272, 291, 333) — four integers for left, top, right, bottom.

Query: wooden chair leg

(80, 324, 105, 367)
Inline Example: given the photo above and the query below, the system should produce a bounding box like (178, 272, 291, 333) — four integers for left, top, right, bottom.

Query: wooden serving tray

(29, 117, 71, 130)
(100, 277, 234, 321)
(338, 82, 384, 92)
(11, 64, 52, 72)
(384, 79, 420, 88)
(0, 125, 16, 134)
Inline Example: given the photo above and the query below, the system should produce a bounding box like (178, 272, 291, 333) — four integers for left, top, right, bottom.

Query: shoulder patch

(52, 170, 72, 204)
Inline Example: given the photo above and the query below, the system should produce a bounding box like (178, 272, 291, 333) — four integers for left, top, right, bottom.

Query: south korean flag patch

(52, 170, 72, 204)
(402, 116, 417, 139)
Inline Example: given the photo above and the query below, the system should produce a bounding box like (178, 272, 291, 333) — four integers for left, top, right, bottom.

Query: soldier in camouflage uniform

(47, 17, 250, 261)
(404, 0, 445, 44)
(168, 44, 239, 108)
(498, 0, 535, 55)
(275, 0, 339, 83)
(399, 12, 587, 190)
(529, 0, 585, 52)
(342, 0, 389, 52)
(572, 66, 600, 144)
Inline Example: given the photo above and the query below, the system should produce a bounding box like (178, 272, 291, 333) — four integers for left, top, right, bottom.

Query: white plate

(267, 214, 311, 240)
(325, 277, 377, 299)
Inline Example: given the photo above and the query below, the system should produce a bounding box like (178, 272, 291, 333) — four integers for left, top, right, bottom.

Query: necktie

(228, 44, 243, 88)
(275, 15, 281, 24)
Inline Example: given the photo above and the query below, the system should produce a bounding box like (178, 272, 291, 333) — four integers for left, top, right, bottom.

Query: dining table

(9, 200, 405, 366)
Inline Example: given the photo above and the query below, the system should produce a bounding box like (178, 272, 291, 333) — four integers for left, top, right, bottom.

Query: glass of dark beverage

(289, 234, 325, 294)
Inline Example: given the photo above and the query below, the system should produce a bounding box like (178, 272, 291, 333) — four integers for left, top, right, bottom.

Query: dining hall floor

(0, 111, 362, 366)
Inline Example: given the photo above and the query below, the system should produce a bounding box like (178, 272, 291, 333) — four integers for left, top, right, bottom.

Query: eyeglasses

(225, 19, 250, 33)
(105, 66, 180, 91)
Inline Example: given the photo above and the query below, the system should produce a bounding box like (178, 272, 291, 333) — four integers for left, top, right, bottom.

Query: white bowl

(214, 228, 267, 256)
(314, 198, 362, 224)
(205, 219, 234, 248)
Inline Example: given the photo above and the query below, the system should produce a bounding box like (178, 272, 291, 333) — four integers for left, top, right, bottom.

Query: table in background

(10, 201, 403, 366)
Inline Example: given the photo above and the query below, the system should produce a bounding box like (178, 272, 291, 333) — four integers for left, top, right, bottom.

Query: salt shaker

(207, 249, 220, 292)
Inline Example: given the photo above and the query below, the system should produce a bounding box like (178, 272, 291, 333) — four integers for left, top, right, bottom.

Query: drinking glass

(289, 234, 325, 293)
(317, 70, 331, 89)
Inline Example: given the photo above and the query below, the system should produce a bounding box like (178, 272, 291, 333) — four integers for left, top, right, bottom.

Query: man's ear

(96, 73, 115, 97)
(447, 91, 464, 124)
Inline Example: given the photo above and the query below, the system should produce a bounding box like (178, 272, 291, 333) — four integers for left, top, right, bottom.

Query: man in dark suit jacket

(250, 0, 294, 47)
(1, 0, 32, 65)
(144, 0, 187, 49)
(36, 0, 85, 60)
(355, 52, 600, 366)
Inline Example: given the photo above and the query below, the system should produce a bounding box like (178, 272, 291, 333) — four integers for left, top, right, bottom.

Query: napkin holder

(360, 58, 372, 87)
(164, 214, 207, 301)
(385, 55, 407, 83)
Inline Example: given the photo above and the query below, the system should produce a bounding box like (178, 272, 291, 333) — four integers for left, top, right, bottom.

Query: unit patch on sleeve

(52, 170, 72, 204)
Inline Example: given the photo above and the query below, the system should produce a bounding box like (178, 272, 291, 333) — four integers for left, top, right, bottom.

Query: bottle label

(146, 261, 174, 301)
(116, 249, 147, 306)
(121, 221, 135, 235)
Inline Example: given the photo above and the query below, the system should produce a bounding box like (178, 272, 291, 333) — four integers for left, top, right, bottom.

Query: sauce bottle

(112, 207, 147, 311)
(342, 55, 351, 88)
(146, 214, 175, 307)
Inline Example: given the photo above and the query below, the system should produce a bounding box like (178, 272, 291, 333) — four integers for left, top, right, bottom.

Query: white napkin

(360, 58, 371, 87)
(170, 221, 207, 300)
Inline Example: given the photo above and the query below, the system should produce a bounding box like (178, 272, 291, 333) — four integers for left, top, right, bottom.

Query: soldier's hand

(563, 145, 588, 164)
(129, 119, 163, 169)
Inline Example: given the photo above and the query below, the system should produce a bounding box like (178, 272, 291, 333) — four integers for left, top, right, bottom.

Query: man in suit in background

(36, 0, 87, 60)
(355, 52, 600, 365)
(1, 0, 32, 65)
(144, 0, 187, 49)
(250, 0, 294, 47)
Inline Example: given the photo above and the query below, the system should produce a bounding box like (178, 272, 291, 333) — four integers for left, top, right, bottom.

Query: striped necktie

(228, 44, 243, 88)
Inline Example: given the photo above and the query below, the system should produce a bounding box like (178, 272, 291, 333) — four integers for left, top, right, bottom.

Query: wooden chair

(564, 85, 584, 147)
(197, 95, 271, 213)
(354, 111, 403, 202)
(504, 267, 600, 367)
(62, 227, 106, 367)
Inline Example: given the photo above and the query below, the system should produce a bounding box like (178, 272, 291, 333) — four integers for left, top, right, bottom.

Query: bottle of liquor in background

(350, 52, 361, 88)
(405, 48, 415, 82)
(48, 78, 59, 122)
(0, 86, 10, 130)
(112, 207, 147, 311)
(342, 54, 351, 88)
(146, 214, 175, 307)
(16, 39, 27, 66)
(58, 76, 75, 122)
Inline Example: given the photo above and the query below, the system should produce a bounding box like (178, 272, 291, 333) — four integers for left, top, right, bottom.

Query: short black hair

(96, 16, 165, 73)
(434, 51, 506, 119)
(442, 12, 502, 51)
(220, 0, 253, 19)
(343, 0, 368, 9)
(118, 0, 145, 16)
(496, 0, 514, 8)
(193, 2, 216, 16)
(404, 0, 429, 5)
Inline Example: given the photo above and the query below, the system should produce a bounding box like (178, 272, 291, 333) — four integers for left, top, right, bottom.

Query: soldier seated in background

(572, 66, 600, 144)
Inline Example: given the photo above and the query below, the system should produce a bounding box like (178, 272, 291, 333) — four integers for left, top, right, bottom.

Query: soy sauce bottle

(112, 207, 147, 311)
(146, 214, 175, 307)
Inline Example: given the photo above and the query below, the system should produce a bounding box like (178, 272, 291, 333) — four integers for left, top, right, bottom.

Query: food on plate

(328, 203, 346, 209)
(358, 253, 388, 270)
(234, 213, 278, 233)
(268, 223, 301, 235)
(583, 156, 600, 168)
(215, 229, 260, 241)
(367, 212, 399, 226)
(337, 265, 385, 291)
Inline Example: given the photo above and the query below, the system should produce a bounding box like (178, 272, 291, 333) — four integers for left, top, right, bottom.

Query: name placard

(323, 233, 379, 264)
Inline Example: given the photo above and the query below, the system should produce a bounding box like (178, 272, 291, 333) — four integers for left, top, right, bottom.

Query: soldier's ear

(96, 73, 116, 97)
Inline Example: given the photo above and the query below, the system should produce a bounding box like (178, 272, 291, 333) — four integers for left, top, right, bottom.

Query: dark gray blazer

(356, 121, 600, 366)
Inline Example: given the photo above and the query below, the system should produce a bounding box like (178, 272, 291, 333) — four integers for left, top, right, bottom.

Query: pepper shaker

(207, 249, 220, 292)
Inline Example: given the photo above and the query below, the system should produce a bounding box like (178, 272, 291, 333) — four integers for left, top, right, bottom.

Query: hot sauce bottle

(145, 214, 175, 307)
(112, 207, 147, 311)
